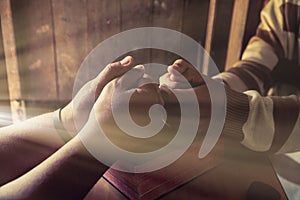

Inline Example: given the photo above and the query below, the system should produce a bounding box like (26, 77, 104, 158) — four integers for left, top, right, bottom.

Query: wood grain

(0, 16, 9, 101)
(2, 0, 26, 122)
(86, 0, 121, 80)
(120, 0, 152, 67)
(151, 0, 184, 80)
(225, 0, 265, 71)
(52, 0, 88, 100)
(204, 0, 234, 73)
(11, 0, 57, 101)
(225, 0, 250, 70)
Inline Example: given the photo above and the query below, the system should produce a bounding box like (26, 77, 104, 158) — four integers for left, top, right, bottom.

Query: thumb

(97, 56, 134, 82)
(116, 65, 145, 91)
(95, 56, 134, 99)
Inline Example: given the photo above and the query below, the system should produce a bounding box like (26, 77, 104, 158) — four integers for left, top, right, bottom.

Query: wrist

(59, 104, 77, 136)
(222, 86, 250, 140)
(53, 108, 73, 143)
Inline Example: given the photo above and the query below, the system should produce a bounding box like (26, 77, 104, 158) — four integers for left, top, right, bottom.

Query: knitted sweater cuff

(222, 86, 250, 141)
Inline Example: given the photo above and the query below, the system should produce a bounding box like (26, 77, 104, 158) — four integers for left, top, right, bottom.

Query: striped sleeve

(222, 87, 300, 154)
(213, 0, 299, 95)
(227, 89, 300, 154)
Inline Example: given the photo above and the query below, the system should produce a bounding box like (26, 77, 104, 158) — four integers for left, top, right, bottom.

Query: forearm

(0, 135, 107, 199)
(213, 62, 272, 95)
(0, 112, 70, 185)
(223, 87, 300, 154)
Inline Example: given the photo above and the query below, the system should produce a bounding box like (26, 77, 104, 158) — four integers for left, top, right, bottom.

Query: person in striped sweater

(163, 0, 300, 154)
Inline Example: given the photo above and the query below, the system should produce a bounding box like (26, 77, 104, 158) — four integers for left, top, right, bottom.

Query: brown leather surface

(103, 139, 223, 200)
(84, 137, 287, 200)
(160, 151, 287, 199)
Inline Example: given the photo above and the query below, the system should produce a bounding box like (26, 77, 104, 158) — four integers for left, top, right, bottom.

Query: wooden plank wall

(0, 0, 255, 119)
(1, 0, 26, 122)
(0, 18, 8, 102)
(0, 2, 11, 125)
(225, 0, 266, 70)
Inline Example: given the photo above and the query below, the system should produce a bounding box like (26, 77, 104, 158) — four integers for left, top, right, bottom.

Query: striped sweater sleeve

(223, 86, 300, 154)
(212, 0, 300, 154)
(213, 0, 298, 95)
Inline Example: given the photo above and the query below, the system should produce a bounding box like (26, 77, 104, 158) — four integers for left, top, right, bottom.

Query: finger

(159, 73, 174, 88)
(117, 65, 145, 91)
(135, 83, 165, 106)
(159, 73, 190, 89)
(95, 56, 134, 99)
(137, 73, 154, 87)
(169, 72, 186, 82)
(126, 83, 165, 127)
(98, 56, 135, 82)
(167, 60, 191, 82)
(182, 67, 203, 84)
(168, 59, 189, 74)
(168, 59, 204, 86)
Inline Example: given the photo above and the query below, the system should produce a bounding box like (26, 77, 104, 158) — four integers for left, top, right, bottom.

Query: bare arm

(0, 56, 134, 186)
(0, 112, 66, 186)
(0, 135, 108, 200)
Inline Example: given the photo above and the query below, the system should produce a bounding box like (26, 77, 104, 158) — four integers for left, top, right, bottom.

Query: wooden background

(0, 0, 266, 123)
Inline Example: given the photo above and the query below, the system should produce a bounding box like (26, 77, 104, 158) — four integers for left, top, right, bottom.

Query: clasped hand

(62, 56, 213, 152)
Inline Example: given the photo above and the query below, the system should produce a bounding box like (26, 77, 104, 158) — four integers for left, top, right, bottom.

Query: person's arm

(0, 63, 165, 199)
(213, 0, 296, 95)
(0, 112, 67, 186)
(0, 56, 134, 186)
(237, 90, 300, 154)
(161, 59, 300, 154)
(190, 79, 300, 155)
(213, 0, 300, 153)
(0, 135, 108, 200)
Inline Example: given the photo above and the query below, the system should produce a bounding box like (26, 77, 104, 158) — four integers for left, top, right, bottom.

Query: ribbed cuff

(222, 86, 250, 141)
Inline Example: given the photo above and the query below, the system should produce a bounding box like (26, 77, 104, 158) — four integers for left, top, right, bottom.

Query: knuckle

(174, 58, 185, 65)
(107, 63, 115, 71)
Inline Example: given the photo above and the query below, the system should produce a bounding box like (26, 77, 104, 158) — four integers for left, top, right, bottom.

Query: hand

(81, 61, 221, 170)
(80, 65, 193, 172)
(160, 59, 235, 159)
(88, 65, 179, 153)
(159, 59, 211, 117)
(159, 59, 204, 89)
(60, 56, 135, 135)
